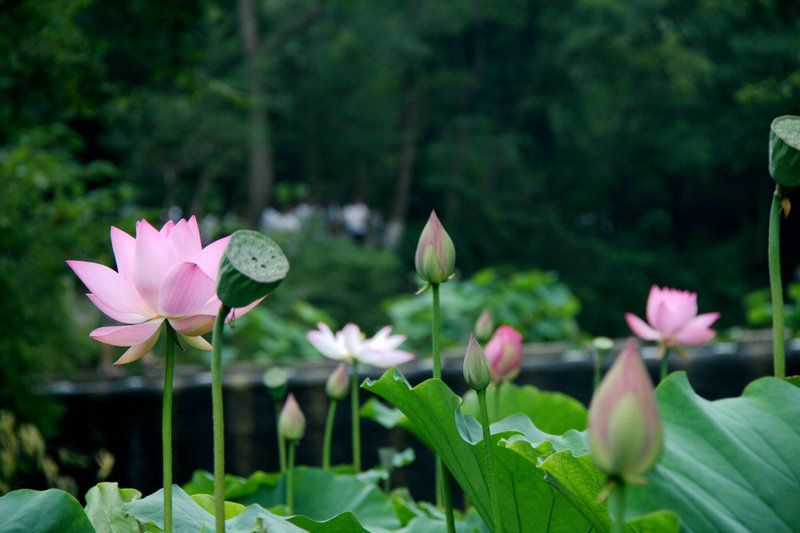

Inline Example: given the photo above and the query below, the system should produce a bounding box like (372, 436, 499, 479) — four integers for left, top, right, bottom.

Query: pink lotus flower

(67, 217, 255, 365)
(484, 325, 523, 383)
(587, 339, 662, 482)
(625, 285, 719, 356)
(306, 322, 415, 368)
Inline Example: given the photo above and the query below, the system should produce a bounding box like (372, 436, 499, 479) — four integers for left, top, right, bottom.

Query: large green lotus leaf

(534, 448, 678, 533)
(0, 489, 95, 533)
(287, 511, 370, 532)
(84, 482, 142, 533)
(183, 469, 281, 502)
(363, 368, 591, 532)
(461, 382, 587, 433)
(280, 467, 401, 530)
(625, 373, 800, 533)
(122, 486, 305, 532)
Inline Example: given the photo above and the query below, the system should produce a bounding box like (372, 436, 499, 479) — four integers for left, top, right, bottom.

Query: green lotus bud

(326, 362, 350, 400)
(279, 393, 305, 442)
(463, 333, 492, 391)
(587, 340, 662, 482)
(474, 309, 494, 342)
(216, 230, 289, 308)
(263, 367, 289, 402)
(414, 211, 455, 284)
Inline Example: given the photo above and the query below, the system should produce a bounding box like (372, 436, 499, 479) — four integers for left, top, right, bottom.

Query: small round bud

(263, 367, 288, 402)
(414, 211, 455, 284)
(463, 333, 492, 391)
(279, 393, 306, 442)
(326, 362, 350, 400)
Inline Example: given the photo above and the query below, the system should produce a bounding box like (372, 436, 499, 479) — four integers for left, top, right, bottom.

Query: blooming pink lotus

(484, 325, 523, 383)
(625, 285, 719, 356)
(306, 322, 415, 368)
(68, 217, 254, 365)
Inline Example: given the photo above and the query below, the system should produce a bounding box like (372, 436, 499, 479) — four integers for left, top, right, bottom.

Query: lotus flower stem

(659, 349, 669, 382)
(287, 440, 297, 514)
(430, 283, 456, 532)
(769, 189, 787, 378)
(162, 322, 177, 533)
(612, 480, 626, 533)
(211, 304, 231, 533)
(322, 399, 338, 470)
(351, 361, 361, 472)
(477, 388, 503, 533)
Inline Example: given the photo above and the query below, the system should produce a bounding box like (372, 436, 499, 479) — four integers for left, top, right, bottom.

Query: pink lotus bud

(587, 340, 662, 482)
(279, 393, 306, 442)
(414, 211, 456, 284)
(484, 326, 523, 383)
(463, 333, 492, 391)
(474, 309, 494, 341)
(326, 362, 350, 400)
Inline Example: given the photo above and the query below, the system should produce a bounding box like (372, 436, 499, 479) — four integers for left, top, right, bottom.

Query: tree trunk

(385, 69, 419, 251)
(238, 0, 274, 228)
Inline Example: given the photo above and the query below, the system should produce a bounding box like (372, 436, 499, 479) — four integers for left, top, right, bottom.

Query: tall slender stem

(612, 480, 626, 533)
(322, 399, 337, 470)
(162, 322, 176, 533)
(211, 304, 230, 533)
(769, 189, 787, 378)
(351, 361, 361, 472)
(287, 441, 296, 514)
(478, 388, 502, 533)
(430, 283, 455, 533)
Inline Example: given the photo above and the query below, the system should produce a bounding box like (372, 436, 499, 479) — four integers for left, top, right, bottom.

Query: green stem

(351, 361, 361, 472)
(493, 381, 503, 422)
(659, 349, 669, 383)
(162, 322, 176, 533)
(593, 357, 601, 392)
(769, 189, 787, 379)
(211, 304, 230, 533)
(612, 480, 626, 533)
(274, 400, 286, 473)
(322, 399, 337, 470)
(430, 283, 454, 532)
(432, 283, 441, 379)
(478, 388, 503, 533)
(287, 441, 296, 514)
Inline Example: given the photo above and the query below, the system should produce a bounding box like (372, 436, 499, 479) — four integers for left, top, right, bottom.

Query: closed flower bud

(463, 333, 492, 391)
(415, 211, 456, 284)
(587, 340, 662, 482)
(279, 393, 306, 442)
(474, 309, 494, 342)
(484, 326, 523, 384)
(326, 362, 350, 400)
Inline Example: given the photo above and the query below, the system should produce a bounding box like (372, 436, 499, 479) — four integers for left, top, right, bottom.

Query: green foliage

(385, 268, 582, 354)
(0, 488, 95, 533)
(744, 282, 800, 334)
(0, 126, 141, 432)
(366, 367, 800, 533)
(84, 482, 142, 533)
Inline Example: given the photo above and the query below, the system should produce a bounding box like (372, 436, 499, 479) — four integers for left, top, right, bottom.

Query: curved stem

(478, 388, 503, 533)
(322, 399, 338, 470)
(211, 304, 230, 533)
(769, 190, 787, 378)
(162, 322, 177, 533)
(612, 480, 626, 533)
(351, 361, 361, 472)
